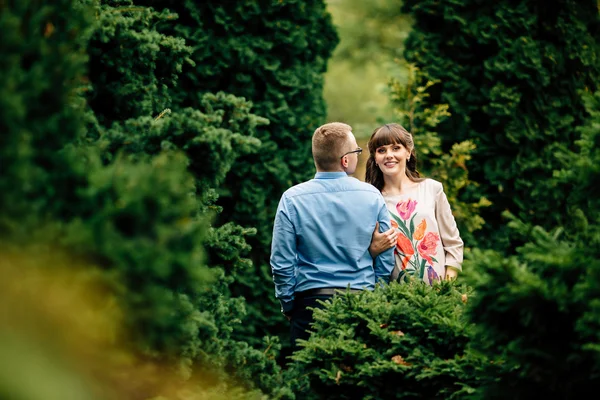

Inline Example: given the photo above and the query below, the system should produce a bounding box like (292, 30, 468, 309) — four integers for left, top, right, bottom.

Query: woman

(366, 123, 463, 283)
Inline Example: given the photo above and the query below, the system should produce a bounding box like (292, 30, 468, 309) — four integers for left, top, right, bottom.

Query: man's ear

(341, 155, 349, 169)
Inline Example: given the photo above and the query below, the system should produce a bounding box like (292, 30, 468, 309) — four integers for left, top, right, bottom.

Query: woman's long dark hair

(365, 123, 423, 192)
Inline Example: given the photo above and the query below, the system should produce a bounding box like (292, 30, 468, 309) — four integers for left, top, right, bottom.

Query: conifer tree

(401, 0, 600, 250)
(1, 1, 289, 397)
(0, 0, 92, 237)
(81, 1, 292, 395)
(463, 90, 600, 399)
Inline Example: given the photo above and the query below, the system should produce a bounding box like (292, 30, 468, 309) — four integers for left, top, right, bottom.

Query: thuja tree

(400, 0, 600, 250)
(0, 0, 92, 237)
(132, 0, 340, 343)
(288, 282, 487, 399)
(462, 91, 600, 399)
(84, 0, 272, 347)
(85, 0, 191, 125)
(61, 147, 288, 395)
(0, 0, 207, 377)
(1, 0, 289, 397)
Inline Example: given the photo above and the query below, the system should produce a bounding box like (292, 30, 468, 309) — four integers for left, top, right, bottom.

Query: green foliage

(459, 91, 600, 398)
(554, 90, 600, 239)
(87, 0, 192, 124)
(0, 0, 92, 236)
(136, 0, 338, 241)
(97, 92, 265, 205)
(390, 63, 449, 153)
(463, 228, 600, 398)
(401, 0, 600, 250)
(186, 269, 292, 399)
(60, 149, 215, 359)
(289, 282, 485, 399)
(81, 1, 299, 394)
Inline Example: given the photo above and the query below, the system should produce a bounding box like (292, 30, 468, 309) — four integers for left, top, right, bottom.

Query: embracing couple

(270, 122, 464, 351)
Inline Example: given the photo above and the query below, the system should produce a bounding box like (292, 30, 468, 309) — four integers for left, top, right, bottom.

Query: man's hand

(445, 266, 459, 280)
(369, 222, 398, 258)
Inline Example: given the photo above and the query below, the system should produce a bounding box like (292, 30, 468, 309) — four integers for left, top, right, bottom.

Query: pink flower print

(417, 231, 439, 265)
(396, 199, 417, 220)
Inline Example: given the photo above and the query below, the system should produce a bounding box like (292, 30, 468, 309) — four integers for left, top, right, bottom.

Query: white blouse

(382, 179, 463, 284)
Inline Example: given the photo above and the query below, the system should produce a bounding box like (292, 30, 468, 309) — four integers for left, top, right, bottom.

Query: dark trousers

(289, 294, 333, 353)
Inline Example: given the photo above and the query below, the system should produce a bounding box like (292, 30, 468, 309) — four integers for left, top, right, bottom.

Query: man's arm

(373, 199, 395, 284)
(270, 196, 297, 315)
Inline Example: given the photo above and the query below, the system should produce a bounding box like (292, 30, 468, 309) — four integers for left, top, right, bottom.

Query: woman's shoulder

(421, 178, 444, 193)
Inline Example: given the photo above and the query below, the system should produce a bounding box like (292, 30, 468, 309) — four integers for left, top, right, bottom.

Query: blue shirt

(270, 172, 395, 313)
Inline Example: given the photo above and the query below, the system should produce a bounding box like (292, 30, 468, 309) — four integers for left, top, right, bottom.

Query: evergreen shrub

(289, 281, 486, 399)
(462, 91, 600, 399)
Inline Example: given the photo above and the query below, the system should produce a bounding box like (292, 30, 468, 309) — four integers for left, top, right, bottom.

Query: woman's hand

(369, 222, 398, 258)
(445, 266, 459, 280)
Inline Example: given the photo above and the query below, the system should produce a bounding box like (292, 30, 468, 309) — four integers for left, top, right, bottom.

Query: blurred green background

(324, 0, 412, 179)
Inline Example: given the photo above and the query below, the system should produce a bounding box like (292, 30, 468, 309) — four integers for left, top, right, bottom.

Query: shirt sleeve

(373, 196, 395, 283)
(433, 182, 464, 270)
(270, 195, 297, 313)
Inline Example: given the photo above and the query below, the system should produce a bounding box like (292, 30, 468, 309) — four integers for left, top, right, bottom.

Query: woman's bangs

(369, 126, 405, 151)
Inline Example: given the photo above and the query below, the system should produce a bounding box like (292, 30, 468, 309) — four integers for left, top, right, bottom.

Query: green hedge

(401, 0, 600, 250)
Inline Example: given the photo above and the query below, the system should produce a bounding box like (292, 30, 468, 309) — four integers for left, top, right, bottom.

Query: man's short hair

(312, 122, 353, 171)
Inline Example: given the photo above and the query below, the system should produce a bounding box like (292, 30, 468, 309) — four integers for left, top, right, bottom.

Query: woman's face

(374, 142, 411, 177)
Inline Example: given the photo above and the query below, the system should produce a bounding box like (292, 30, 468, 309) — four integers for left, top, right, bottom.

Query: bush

(290, 281, 485, 399)
(461, 91, 600, 399)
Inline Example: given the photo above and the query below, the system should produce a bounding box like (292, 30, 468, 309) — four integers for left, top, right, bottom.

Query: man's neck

(316, 168, 346, 174)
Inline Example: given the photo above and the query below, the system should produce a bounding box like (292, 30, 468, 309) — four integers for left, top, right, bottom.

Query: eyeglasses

(340, 147, 363, 159)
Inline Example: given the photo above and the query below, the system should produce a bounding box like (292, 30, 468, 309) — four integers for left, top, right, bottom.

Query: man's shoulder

(282, 180, 315, 197)
(282, 177, 381, 199)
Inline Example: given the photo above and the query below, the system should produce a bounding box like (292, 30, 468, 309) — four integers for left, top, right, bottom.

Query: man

(270, 122, 395, 352)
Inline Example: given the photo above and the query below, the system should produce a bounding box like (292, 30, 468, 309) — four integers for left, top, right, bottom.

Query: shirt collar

(314, 172, 348, 180)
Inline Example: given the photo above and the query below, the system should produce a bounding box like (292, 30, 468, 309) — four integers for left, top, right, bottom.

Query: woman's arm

(445, 266, 459, 280)
(369, 222, 398, 258)
(434, 182, 464, 277)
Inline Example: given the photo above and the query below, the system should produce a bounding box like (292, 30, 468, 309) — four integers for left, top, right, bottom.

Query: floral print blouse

(383, 179, 463, 284)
